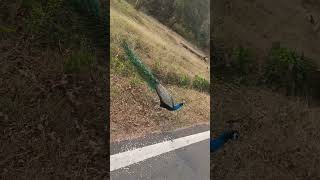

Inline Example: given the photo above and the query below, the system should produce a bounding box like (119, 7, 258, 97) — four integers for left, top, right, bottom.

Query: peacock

(210, 130, 239, 152)
(122, 41, 184, 111)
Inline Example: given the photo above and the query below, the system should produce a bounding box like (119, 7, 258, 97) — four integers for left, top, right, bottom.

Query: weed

(129, 75, 142, 87)
(179, 74, 191, 87)
(193, 75, 209, 92)
(166, 71, 180, 85)
(263, 42, 312, 95)
(111, 56, 135, 76)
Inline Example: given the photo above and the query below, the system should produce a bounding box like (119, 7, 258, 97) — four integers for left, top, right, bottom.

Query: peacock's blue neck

(173, 103, 184, 111)
(210, 130, 239, 152)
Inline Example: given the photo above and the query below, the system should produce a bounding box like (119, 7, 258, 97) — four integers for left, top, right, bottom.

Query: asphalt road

(110, 124, 210, 180)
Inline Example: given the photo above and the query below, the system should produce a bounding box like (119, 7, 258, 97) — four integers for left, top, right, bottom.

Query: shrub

(192, 75, 209, 92)
(263, 42, 312, 95)
(179, 74, 191, 87)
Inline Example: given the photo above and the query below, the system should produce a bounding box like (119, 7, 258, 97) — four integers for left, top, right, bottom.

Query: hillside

(211, 0, 320, 179)
(110, 0, 210, 142)
(126, 0, 210, 53)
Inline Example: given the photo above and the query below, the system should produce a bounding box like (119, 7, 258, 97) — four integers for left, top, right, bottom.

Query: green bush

(192, 75, 209, 92)
(179, 74, 191, 87)
(263, 42, 311, 95)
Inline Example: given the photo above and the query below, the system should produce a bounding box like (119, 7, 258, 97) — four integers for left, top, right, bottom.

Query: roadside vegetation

(213, 41, 319, 98)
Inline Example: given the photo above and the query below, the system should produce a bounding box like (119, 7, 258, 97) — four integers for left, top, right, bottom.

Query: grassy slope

(110, 0, 210, 142)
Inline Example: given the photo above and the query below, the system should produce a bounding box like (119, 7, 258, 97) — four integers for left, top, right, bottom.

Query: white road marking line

(110, 130, 210, 171)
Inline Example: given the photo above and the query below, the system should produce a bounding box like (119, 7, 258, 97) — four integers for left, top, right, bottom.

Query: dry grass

(0, 1, 108, 178)
(0, 42, 108, 178)
(110, 0, 209, 79)
(110, 75, 209, 142)
(110, 0, 209, 142)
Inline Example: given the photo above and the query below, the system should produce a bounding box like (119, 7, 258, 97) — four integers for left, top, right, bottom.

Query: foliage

(111, 55, 135, 76)
(130, 74, 143, 87)
(179, 74, 191, 88)
(263, 42, 312, 95)
(193, 75, 210, 92)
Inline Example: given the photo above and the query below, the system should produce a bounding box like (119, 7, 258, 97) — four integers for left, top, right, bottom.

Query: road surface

(110, 124, 210, 180)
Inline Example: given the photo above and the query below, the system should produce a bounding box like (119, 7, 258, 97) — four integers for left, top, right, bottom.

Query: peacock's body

(122, 41, 184, 111)
(210, 130, 239, 152)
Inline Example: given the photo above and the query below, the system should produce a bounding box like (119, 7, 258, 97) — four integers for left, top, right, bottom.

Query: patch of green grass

(179, 74, 191, 87)
(111, 55, 135, 76)
(129, 75, 143, 87)
(192, 75, 209, 92)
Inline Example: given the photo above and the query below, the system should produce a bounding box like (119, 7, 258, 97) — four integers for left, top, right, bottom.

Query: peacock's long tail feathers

(122, 41, 159, 90)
